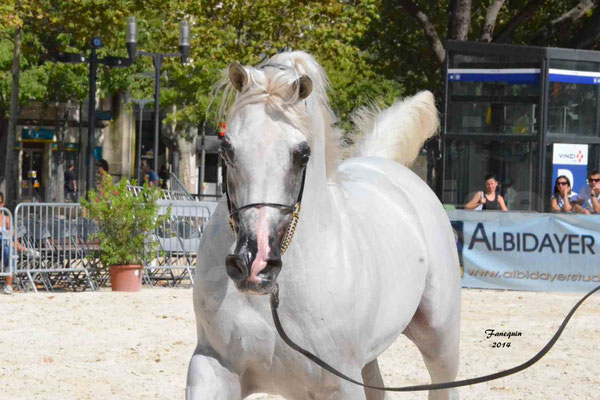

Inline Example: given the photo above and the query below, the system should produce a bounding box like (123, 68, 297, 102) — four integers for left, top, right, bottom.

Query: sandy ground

(0, 287, 598, 400)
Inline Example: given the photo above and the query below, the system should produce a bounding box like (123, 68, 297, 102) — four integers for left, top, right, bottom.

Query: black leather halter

(223, 166, 308, 234)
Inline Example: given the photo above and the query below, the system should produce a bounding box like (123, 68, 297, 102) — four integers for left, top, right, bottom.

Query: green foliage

(80, 174, 169, 267)
(132, 0, 405, 133)
(5, 0, 600, 139)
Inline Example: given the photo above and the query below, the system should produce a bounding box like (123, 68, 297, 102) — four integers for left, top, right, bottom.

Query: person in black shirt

(63, 163, 77, 202)
(465, 173, 508, 211)
(158, 165, 170, 190)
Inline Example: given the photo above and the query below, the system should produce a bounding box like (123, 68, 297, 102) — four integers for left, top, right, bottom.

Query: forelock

(218, 51, 342, 178)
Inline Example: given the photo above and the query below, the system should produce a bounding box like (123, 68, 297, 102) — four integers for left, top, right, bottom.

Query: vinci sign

(552, 143, 588, 195)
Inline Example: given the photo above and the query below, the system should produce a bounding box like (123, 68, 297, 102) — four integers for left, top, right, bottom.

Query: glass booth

(441, 40, 600, 212)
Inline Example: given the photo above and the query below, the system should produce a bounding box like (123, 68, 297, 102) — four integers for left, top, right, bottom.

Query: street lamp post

(130, 98, 153, 182)
(56, 37, 132, 195)
(126, 17, 190, 173)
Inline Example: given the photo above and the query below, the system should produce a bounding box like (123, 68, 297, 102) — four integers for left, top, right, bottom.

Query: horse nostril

(225, 254, 246, 280)
(260, 258, 283, 277)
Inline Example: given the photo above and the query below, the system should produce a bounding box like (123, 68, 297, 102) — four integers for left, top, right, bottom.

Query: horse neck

(297, 98, 335, 226)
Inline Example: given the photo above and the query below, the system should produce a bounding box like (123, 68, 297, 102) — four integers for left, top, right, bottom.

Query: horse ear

(294, 75, 312, 100)
(229, 62, 248, 92)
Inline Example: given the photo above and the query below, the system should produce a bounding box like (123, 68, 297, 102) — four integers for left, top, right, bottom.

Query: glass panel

(448, 52, 541, 135)
(550, 59, 600, 72)
(444, 139, 539, 211)
(448, 93, 539, 135)
(21, 150, 44, 200)
(452, 54, 539, 69)
(547, 59, 600, 136)
(547, 82, 598, 136)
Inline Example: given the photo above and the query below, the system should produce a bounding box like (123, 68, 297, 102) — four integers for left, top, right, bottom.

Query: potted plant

(81, 173, 169, 292)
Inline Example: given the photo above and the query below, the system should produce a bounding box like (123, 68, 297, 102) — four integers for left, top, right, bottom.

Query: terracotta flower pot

(109, 264, 143, 292)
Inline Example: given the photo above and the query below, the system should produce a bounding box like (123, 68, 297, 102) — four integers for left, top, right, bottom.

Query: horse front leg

(186, 352, 242, 400)
(361, 359, 388, 400)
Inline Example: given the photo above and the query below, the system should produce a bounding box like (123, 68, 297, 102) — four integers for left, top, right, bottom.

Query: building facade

(441, 40, 600, 212)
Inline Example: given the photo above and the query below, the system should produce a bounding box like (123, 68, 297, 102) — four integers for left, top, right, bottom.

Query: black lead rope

(270, 284, 600, 392)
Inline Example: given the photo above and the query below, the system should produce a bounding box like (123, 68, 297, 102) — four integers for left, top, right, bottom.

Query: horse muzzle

(225, 253, 283, 295)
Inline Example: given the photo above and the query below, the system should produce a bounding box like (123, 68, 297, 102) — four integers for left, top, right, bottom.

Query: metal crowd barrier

(127, 184, 195, 201)
(5, 200, 215, 292)
(13, 203, 98, 292)
(0, 207, 14, 278)
(145, 200, 213, 287)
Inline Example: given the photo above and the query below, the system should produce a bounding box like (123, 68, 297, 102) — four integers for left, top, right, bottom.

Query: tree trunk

(53, 107, 67, 202)
(533, 0, 597, 45)
(480, 0, 506, 42)
(5, 22, 22, 208)
(398, 0, 446, 65)
(0, 115, 7, 191)
(449, 0, 472, 40)
(493, 1, 543, 43)
(574, 3, 600, 48)
(175, 134, 196, 194)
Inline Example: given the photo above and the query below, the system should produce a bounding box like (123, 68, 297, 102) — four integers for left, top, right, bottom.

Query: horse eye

(300, 153, 310, 167)
(294, 144, 311, 167)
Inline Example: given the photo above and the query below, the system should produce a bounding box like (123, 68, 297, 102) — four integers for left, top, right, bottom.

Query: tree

(369, 0, 600, 95)
(137, 0, 404, 132)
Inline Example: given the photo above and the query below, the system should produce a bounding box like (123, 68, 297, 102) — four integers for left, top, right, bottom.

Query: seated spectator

(583, 169, 600, 214)
(0, 192, 39, 294)
(551, 175, 583, 213)
(465, 173, 508, 211)
(142, 160, 159, 186)
(97, 159, 109, 175)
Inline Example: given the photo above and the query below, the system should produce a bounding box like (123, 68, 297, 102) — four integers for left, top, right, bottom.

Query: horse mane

(219, 51, 343, 179)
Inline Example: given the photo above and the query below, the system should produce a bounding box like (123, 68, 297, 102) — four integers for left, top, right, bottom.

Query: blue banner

(552, 143, 588, 195)
(447, 210, 600, 292)
(21, 128, 54, 141)
(447, 68, 540, 84)
(549, 68, 600, 85)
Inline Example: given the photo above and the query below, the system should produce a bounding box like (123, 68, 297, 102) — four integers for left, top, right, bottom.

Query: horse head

(221, 58, 314, 295)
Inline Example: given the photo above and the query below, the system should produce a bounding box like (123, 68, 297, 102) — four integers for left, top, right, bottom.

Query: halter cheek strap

(224, 166, 307, 255)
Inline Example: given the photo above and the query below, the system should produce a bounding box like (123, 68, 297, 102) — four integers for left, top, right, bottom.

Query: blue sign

(549, 68, 600, 85)
(93, 146, 103, 161)
(552, 143, 588, 195)
(21, 128, 54, 141)
(96, 111, 113, 121)
(447, 68, 540, 84)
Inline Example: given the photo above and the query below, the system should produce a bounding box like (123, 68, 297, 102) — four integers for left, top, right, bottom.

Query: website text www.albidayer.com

(467, 269, 600, 282)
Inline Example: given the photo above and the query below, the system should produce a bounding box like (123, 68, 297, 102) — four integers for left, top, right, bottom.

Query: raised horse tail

(347, 91, 439, 167)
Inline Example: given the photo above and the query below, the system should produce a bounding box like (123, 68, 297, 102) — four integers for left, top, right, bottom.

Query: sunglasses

(557, 181, 568, 186)
(590, 178, 600, 183)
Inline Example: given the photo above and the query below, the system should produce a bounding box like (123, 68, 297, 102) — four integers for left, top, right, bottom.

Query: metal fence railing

(13, 203, 98, 292)
(169, 172, 196, 201)
(1, 199, 216, 292)
(127, 184, 194, 202)
(145, 200, 212, 287)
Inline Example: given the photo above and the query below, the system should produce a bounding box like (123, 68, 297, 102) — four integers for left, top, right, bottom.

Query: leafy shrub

(80, 173, 169, 267)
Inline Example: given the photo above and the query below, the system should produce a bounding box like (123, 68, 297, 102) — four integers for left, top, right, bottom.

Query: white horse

(186, 51, 461, 400)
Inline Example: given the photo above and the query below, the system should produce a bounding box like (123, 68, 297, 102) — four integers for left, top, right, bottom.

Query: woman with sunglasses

(551, 175, 582, 212)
